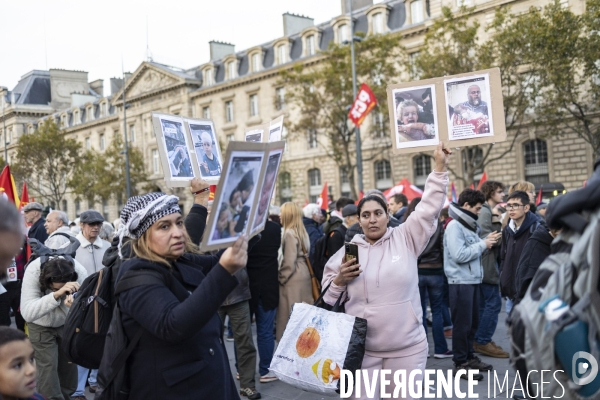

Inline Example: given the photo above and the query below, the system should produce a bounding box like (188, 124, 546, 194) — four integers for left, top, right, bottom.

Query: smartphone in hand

(345, 242, 359, 267)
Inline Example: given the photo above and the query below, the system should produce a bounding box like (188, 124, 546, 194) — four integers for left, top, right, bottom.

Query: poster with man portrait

(391, 84, 440, 149)
(186, 118, 223, 183)
(153, 114, 195, 185)
(245, 122, 269, 143)
(386, 68, 506, 154)
(249, 147, 283, 236)
(444, 74, 494, 140)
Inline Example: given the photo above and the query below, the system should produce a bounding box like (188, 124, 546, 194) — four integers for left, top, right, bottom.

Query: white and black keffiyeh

(116, 192, 181, 257)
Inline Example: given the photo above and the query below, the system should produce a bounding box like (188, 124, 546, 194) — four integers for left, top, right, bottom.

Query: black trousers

(449, 283, 480, 364)
(0, 280, 25, 331)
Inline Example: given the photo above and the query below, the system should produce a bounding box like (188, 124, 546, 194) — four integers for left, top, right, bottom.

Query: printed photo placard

(269, 116, 285, 142)
(386, 68, 506, 154)
(185, 118, 223, 183)
(152, 113, 196, 187)
(245, 123, 269, 143)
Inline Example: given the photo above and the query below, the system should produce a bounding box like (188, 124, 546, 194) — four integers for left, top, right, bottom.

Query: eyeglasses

(505, 203, 525, 210)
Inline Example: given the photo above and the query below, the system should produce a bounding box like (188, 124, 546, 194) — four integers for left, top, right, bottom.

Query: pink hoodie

(322, 171, 448, 356)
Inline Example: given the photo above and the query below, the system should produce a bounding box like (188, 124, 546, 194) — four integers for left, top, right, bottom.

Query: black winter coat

(499, 212, 539, 299)
(247, 220, 281, 313)
(513, 224, 552, 303)
(28, 218, 48, 244)
(302, 216, 323, 265)
(418, 222, 444, 268)
(117, 254, 239, 399)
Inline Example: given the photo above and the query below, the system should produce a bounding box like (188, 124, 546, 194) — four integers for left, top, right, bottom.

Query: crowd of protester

(0, 142, 580, 400)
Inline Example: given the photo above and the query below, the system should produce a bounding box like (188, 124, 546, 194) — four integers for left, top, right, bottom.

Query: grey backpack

(508, 159, 600, 399)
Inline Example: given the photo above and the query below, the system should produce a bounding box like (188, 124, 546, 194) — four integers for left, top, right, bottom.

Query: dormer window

(338, 24, 350, 44)
(366, 4, 391, 35)
(60, 114, 68, 128)
(100, 102, 108, 118)
(372, 13, 384, 34)
(87, 105, 94, 121)
(226, 61, 237, 80)
(251, 53, 262, 72)
(306, 35, 316, 56)
(28, 124, 34, 134)
(277, 44, 288, 65)
(73, 109, 81, 125)
(301, 27, 322, 58)
(203, 68, 214, 86)
(411, 0, 424, 24)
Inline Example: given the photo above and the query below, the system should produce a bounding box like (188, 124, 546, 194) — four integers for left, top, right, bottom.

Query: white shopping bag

(270, 302, 366, 395)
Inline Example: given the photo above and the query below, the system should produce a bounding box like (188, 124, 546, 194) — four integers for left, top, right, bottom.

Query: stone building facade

(0, 0, 593, 222)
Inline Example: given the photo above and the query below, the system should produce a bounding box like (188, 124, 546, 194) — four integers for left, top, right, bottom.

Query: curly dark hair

(38, 258, 78, 291)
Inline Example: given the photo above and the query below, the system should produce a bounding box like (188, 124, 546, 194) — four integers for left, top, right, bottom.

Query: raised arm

(396, 143, 450, 256)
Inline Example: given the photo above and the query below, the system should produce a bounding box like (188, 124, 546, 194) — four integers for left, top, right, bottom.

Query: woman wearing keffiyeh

(109, 191, 249, 399)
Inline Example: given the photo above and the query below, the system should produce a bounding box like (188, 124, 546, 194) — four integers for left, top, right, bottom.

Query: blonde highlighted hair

(508, 181, 535, 194)
(132, 222, 200, 267)
(280, 202, 310, 252)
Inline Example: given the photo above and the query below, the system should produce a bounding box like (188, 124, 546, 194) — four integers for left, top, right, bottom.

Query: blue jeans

(73, 366, 97, 396)
(418, 274, 448, 354)
(442, 275, 452, 330)
(475, 283, 502, 344)
(254, 301, 277, 376)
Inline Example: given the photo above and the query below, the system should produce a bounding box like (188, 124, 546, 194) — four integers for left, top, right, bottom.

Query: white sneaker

(260, 371, 278, 383)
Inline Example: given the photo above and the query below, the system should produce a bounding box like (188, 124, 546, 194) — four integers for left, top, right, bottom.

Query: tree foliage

(411, 6, 534, 185)
(12, 119, 82, 206)
(280, 33, 405, 198)
(69, 131, 147, 204)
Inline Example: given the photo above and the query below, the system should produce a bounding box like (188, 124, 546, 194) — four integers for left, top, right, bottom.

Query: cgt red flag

(21, 182, 30, 210)
(348, 83, 377, 127)
(476, 172, 488, 191)
(536, 186, 543, 206)
(0, 165, 20, 208)
(317, 182, 328, 210)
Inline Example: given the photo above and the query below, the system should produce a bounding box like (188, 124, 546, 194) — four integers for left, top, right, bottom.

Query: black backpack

(60, 240, 129, 369)
(27, 234, 80, 269)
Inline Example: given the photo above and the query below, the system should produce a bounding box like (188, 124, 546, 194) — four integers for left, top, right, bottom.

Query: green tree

(280, 33, 405, 199)
(69, 131, 147, 205)
(412, 6, 535, 185)
(505, 0, 600, 157)
(12, 119, 82, 206)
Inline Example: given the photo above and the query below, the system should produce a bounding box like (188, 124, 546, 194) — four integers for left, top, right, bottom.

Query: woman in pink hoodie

(322, 143, 450, 399)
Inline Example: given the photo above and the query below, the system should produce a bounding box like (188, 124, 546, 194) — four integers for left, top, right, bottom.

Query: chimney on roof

(209, 41, 235, 61)
(282, 13, 314, 36)
(341, 0, 373, 14)
(89, 79, 104, 97)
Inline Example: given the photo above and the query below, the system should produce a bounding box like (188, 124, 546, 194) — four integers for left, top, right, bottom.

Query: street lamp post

(122, 76, 132, 199)
(348, 0, 364, 194)
(2, 97, 7, 165)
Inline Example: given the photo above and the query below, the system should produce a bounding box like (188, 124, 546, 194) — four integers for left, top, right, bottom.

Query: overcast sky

(1, 1, 385, 95)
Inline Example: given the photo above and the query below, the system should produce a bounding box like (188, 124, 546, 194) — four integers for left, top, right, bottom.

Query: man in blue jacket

(444, 189, 500, 380)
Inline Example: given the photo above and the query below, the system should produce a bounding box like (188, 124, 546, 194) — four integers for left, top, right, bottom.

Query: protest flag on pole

(20, 182, 30, 210)
(0, 165, 21, 208)
(536, 186, 543, 206)
(476, 172, 488, 190)
(348, 83, 377, 127)
(317, 182, 328, 210)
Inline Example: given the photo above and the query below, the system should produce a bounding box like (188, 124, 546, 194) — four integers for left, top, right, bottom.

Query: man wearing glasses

(499, 191, 540, 309)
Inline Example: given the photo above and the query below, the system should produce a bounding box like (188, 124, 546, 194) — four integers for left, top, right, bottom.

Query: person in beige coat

(275, 202, 314, 342)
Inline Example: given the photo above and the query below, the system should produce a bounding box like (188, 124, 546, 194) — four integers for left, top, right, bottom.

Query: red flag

(536, 186, 543, 206)
(470, 183, 475, 190)
(20, 182, 30, 210)
(317, 182, 328, 210)
(348, 83, 377, 127)
(0, 165, 20, 208)
(355, 191, 364, 205)
(383, 178, 424, 202)
(476, 172, 488, 191)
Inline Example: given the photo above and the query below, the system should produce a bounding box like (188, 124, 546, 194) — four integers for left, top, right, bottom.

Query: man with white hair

(302, 203, 324, 265)
(44, 210, 73, 249)
(199, 131, 221, 177)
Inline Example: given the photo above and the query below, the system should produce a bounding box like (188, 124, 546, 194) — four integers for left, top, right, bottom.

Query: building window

(413, 155, 431, 188)
(411, 0, 424, 24)
(372, 12, 384, 34)
(203, 68, 214, 86)
(202, 106, 210, 119)
(374, 160, 392, 190)
(277, 44, 287, 65)
(102, 199, 109, 220)
(373, 112, 385, 138)
(227, 61, 236, 80)
(249, 94, 259, 117)
(73, 110, 80, 125)
(307, 129, 318, 149)
(308, 169, 322, 203)
(226, 133, 235, 142)
(340, 167, 351, 198)
(75, 200, 80, 216)
(251, 53, 261, 72)
(85, 137, 91, 150)
(129, 125, 135, 143)
(306, 35, 316, 56)
(62, 200, 68, 213)
(100, 102, 108, 118)
(225, 101, 234, 123)
(99, 134, 105, 150)
(523, 139, 550, 185)
(462, 147, 484, 184)
(276, 87, 286, 110)
(87, 106, 94, 121)
(279, 172, 293, 203)
(408, 52, 421, 80)
(338, 24, 349, 44)
(152, 149, 160, 174)
(61, 115, 68, 128)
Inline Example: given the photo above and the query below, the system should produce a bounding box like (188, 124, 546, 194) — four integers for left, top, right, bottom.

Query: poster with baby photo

(444, 74, 494, 140)
(201, 142, 268, 251)
(185, 118, 223, 183)
(152, 113, 196, 187)
(249, 146, 284, 236)
(391, 84, 439, 149)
